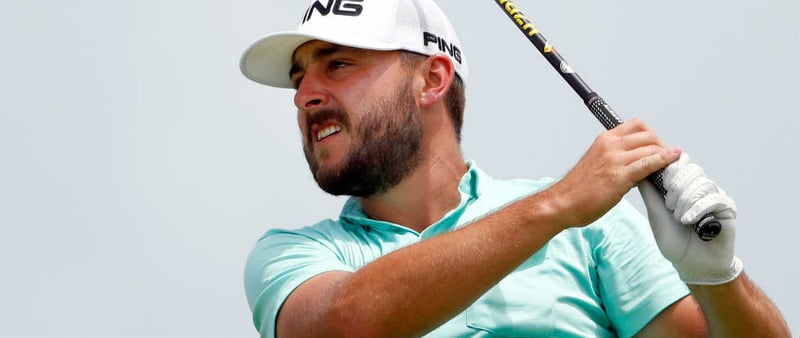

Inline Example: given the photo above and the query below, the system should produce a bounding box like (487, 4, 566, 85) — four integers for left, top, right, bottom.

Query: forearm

(689, 273, 791, 338)
(322, 191, 564, 337)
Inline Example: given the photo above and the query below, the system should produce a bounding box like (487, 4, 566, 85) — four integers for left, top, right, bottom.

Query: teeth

(316, 125, 342, 141)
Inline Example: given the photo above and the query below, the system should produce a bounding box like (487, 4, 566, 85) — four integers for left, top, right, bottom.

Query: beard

(303, 81, 424, 198)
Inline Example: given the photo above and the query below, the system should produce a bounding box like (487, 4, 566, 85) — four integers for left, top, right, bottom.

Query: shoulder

(260, 218, 352, 243)
(248, 218, 368, 263)
(243, 219, 363, 334)
(243, 219, 361, 299)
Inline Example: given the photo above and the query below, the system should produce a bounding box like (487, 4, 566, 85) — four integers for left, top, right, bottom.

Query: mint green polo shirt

(244, 161, 689, 337)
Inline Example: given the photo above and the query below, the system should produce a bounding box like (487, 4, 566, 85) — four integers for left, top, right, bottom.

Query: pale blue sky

(0, 0, 797, 335)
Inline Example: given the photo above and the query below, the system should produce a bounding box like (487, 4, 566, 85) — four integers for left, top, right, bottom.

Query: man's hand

(549, 118, 680, 228)
(638, 154, 742, 285)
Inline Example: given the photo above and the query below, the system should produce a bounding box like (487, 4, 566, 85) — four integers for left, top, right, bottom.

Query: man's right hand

(545, 118, 681, 228)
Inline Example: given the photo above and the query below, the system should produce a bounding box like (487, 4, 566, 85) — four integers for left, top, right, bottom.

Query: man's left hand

(638, 153, 742, 285)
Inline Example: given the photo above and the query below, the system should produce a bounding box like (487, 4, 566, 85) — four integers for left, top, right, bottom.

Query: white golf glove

(637, 153, 743, 285)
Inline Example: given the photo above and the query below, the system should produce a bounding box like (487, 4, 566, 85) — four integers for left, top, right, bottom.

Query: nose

(293, 71, 329, 111)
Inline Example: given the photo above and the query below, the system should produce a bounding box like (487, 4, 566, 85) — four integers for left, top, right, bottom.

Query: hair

(399, 51, 466, 142)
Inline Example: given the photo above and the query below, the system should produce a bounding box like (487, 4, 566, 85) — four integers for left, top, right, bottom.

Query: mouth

(313, 124, 343, 142)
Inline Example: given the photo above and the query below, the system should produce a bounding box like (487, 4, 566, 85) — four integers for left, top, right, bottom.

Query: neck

(360, 124, 467, 232)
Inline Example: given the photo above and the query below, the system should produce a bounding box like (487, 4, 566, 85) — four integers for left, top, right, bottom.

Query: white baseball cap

(240, 0, 468, 88)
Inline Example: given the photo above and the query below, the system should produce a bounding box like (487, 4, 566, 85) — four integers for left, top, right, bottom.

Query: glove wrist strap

(681, 256, 743, 286)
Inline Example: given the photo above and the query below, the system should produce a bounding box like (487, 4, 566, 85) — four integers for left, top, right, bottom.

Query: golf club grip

(587, 96, 721, 241)
(495, 0, 721, 241)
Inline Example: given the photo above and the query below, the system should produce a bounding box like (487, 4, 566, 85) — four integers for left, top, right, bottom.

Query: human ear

(417, 54, 455, 108)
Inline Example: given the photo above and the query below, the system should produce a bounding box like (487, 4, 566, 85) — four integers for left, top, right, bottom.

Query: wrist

(527, 186, 575, 232)
(680, 256, 743, 286)
(520, 189, 572, 236)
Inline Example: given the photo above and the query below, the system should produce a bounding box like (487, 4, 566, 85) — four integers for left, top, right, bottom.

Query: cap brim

(240, 32, 315, 88)
(240, 31, 405, 88)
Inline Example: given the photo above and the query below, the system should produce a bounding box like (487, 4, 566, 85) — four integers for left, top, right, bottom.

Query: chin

(312, 155, 348, 177)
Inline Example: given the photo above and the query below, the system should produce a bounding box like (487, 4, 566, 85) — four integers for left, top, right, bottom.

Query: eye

(329, 60, 350, 71)
(291, 75, 303, 89)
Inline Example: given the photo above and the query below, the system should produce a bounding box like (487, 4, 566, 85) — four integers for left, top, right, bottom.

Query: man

(240, 0, 790, 337)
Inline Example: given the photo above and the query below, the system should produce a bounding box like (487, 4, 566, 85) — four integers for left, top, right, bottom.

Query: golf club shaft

(494, 0, 720, 241)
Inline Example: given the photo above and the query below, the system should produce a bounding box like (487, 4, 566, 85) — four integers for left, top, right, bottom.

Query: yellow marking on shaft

(544, 42, 552, 53)
(497, 0, 539, 37)
(521, 23, 539, 36)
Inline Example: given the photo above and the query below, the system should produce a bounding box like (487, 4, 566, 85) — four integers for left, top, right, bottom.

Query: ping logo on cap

(302, 0, 364, 24)
(423, 32, 463, 64)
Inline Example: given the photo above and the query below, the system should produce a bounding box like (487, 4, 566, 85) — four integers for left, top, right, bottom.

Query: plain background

(0, 0, 797, 336)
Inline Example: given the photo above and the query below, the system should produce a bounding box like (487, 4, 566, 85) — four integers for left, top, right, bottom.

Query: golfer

(240, 0, 791, 336)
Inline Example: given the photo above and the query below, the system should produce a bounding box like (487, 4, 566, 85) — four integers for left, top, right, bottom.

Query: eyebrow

(289, 45, 343, 82)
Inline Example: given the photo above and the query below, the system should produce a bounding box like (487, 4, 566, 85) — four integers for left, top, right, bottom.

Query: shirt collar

(339, 160, 489, 234)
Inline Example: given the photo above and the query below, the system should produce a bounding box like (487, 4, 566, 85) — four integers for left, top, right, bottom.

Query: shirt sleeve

(244, 227, 355, 338)
(593, 200, 691, 338)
